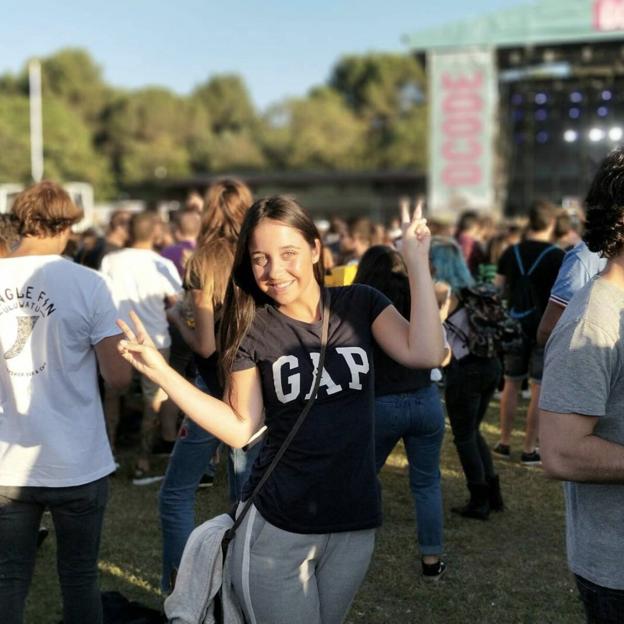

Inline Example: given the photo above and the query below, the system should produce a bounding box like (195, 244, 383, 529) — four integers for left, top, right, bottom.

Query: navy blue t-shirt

(232, 284, 391, 534)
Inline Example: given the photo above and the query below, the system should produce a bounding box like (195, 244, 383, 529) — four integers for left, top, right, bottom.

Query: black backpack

(507, 244, 558, 339)
(446, 284, 523, 359)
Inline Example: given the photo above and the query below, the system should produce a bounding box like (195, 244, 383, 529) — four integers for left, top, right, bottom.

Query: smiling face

(249, 218, 321, 308)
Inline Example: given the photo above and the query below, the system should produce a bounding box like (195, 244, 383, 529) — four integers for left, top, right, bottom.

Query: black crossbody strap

(224, 288, 331, 541)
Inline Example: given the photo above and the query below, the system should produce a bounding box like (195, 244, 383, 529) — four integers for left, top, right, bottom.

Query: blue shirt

(549, 241, 606, 307)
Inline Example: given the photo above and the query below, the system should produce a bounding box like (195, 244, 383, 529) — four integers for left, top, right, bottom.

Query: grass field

(25, 398, 584, 624)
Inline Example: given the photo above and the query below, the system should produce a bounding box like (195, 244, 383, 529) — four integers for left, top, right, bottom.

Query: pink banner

(428, 49, 497, 214)
(594, 0, 624, 31)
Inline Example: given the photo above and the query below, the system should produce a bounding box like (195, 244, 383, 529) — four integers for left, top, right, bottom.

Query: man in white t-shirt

(0, 181, 131, 624)
(101, 211, 182, 483)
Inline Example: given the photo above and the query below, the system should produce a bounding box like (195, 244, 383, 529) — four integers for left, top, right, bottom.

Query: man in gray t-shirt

(540, 147, 624, 621)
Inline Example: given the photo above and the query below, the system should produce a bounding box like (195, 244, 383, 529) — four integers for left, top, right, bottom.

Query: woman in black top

(354, 245, 447, 580)
(431, 238, 504, 520)
(117, 196, 445, 624)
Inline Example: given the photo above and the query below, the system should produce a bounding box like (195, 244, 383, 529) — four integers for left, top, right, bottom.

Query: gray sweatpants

(230, 505, 375, 624)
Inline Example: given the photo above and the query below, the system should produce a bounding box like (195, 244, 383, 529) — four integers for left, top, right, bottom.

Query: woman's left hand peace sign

(400, 197, 431, 263)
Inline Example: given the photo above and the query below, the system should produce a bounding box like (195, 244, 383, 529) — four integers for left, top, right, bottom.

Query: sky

(2, 0, 528, 110)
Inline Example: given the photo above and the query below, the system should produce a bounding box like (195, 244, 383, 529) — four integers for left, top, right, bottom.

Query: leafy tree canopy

(262, 87, 367, 170)
(0, 48, 428, 196)
(41, 48, 112, 123)
(329, 52, 426, 121)
(0, 96, 31, 183)
(329, 53, 428, 170)
(191, 74, 256, 134)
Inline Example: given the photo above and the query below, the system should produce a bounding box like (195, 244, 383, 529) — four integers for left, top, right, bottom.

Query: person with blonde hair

(0, 181, 131, 624)
(160, 178, 258, 592)
(185, 190, 204, 214)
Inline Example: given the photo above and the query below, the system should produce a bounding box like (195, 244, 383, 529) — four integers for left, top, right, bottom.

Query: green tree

(0, 72, 26, 97)
(329, 53, 428, 169)
(0, 95, 31, 183)
(121, 137, 190, 185)
(196, 130, 267, 172)
(188, 74, 267, 172)
(105, 87, 191, 146)
(261, 88, 367, 170)
(185, 99, 214, 172)
(0, 49, 117, 194)
(0, 47, 429, 195)
(102, 87, 211, 185)
(42, 97, 115, 193)
(191, 74, 257, 133)
(0, 94, 114, 193)
(41, 48, 112, 124)
(330, 53, 426, 120)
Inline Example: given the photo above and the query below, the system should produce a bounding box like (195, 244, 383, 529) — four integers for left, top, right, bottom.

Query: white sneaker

(132, 469, 164, 486)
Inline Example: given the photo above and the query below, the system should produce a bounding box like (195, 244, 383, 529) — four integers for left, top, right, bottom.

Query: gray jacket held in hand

(164, 513, 244, 624)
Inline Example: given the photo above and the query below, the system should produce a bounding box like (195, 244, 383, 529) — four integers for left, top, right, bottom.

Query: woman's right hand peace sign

(117, 310, 168, 383)
(399, 197, 431, 265)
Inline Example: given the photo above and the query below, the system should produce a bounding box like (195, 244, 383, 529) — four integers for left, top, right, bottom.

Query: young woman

(354, 245, 446, 580)
(430, 238, 504, 520)
(117, 196, 444, 624)
(160, 178, 259, 592)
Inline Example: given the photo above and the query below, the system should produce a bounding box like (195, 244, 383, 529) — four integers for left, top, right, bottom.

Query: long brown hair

(184, 178, 253, 310)
(219, 196, 325, 384)
(199, 178, 253, 245)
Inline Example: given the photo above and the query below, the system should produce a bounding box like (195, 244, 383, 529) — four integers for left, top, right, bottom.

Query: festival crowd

(1, 147, 623, 623)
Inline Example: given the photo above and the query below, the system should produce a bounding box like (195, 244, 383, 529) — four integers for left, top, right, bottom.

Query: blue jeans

(374, 384, 445, 556)
(576, 575, 624, 623)
(159, 377, 261, 592)
(0, 477, 109, 624)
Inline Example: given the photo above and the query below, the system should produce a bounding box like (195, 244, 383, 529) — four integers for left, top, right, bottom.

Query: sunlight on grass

(99, 560, 163, 597)
(26, 398, 582, 623)
(386, 453, 408, 469)
(481, 421, 525, 439)
(441, 466, 463, 479)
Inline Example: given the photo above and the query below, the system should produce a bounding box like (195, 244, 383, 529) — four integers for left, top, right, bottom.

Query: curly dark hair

(583, 148, 624, 258)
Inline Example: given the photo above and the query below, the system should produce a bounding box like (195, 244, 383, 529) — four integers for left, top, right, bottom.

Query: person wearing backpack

(430, 238, 505, 520)
(493, 201, 564, 464)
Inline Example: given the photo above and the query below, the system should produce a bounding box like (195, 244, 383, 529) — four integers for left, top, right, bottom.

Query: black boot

(451, 483, 490, 520)
(487, 475, 504, 512)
